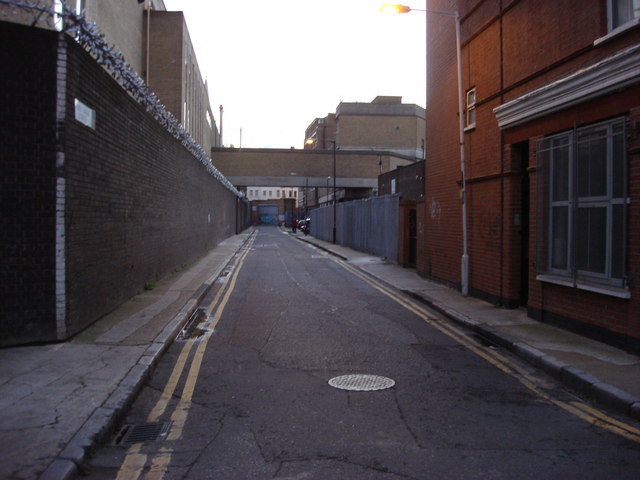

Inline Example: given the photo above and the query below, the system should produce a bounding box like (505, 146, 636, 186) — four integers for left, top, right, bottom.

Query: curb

(405, 288, 640, 422)
(296, 236, 640, 422)
(38, 235, 251, 480)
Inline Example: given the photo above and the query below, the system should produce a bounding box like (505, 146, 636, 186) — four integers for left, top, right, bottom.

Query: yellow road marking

(147, 340, 194, 423)
(114, 232, 256, 479)
(115, 443, 146, 480)
(333, 257, 640, 444)
(168, 235, 253, 441)
(144, 447, 172, 480)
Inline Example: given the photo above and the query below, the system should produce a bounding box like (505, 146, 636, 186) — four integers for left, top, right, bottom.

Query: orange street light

(381, 3, 469, 296)
(379, 4, 413, 14)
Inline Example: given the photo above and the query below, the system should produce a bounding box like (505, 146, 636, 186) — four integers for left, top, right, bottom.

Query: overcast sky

(163, 0, 426, 149)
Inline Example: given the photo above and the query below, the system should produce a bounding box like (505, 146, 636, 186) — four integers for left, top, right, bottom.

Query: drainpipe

(454, 13, 469, 297)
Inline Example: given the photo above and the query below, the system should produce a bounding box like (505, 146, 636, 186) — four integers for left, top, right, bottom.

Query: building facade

(305, 96, 426, 160)
(302, 95, 425, 211)
(304, 114, 337, 151)
(145, 10, 219, 153)
(422, 0, 640, 352)
(245, 187, 299, 206)
(0, 0, 220, 153)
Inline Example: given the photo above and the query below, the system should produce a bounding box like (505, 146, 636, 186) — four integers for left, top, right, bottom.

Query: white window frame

(536, 117, 628, 296)
(465, 88, 476, 130)
(608, 0, 640, 31)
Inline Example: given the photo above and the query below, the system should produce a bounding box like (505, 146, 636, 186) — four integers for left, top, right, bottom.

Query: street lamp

(326, 176, 331, 205)
(381, 3, 469, 297)
(379, 3, 412, 14)
(305, 137, 338, 244)
(331, 139, 336, 244)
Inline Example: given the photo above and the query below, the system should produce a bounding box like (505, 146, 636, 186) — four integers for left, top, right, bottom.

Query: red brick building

(421, 0, 640, 352)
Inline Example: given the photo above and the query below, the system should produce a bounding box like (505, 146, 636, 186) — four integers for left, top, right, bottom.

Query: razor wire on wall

(0, 0, 242, 197)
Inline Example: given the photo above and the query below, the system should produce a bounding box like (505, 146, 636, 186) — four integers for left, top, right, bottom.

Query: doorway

(514, 141, 530, 306)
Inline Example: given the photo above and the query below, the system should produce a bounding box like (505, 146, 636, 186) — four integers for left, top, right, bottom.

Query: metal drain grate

(114, 422, 171, 446)
(177, 308, 207, 341)
(328, 374, 395, 391)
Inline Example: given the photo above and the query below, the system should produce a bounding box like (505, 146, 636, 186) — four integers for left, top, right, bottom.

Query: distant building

(304, 114, 337, 151)
(245, 187, 299, 207)
(305, 96, 425, 160)
(301, 96, 425, 209)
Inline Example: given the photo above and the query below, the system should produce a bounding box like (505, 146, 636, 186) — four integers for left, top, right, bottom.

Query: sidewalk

(0, 232, 253, 480)
(294, 233, 640, 422)
(1, 228, 638, 480)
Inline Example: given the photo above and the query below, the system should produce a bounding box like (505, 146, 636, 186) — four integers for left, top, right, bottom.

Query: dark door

(517, 142, 530, 306)
(408, 208, 417, 267)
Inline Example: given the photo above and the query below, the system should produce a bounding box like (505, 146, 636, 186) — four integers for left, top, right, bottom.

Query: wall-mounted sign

(74, 98, 96, 130)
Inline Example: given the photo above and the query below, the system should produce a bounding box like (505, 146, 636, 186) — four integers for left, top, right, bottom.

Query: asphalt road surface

(83, 226, 640, 479)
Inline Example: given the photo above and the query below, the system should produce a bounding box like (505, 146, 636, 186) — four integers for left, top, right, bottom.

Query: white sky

(163, 0, 426, 149)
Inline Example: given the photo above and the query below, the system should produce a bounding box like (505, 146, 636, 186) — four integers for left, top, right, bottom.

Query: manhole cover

(328, 374, 395, 391)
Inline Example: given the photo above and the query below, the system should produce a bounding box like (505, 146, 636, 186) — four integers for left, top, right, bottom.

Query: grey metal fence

(310, 194, 400, 262)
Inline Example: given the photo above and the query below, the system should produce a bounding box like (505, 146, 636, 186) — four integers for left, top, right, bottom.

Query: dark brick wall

(0, 22, 58, 345)
(62, 35, 242, 337)
(0, 22, 248, 346)
(378, 161, 424, 201)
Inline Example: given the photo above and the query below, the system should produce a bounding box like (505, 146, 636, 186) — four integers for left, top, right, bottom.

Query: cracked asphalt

(81, 227, 640, 479)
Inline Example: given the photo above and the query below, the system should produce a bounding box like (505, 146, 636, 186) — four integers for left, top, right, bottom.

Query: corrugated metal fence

(310, 194, 400, 262)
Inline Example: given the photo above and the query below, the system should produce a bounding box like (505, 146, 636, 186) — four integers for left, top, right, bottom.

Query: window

(536, 118, 628, 292)
(466, 88, 476, 129)
(609, 0, 640, 30)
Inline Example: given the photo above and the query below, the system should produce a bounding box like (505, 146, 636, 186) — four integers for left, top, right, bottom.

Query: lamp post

(331, 139, 337, 244)
(305, 137, 338, 244)
(381, 3, 469, 296)
(326, 177, 331, 205)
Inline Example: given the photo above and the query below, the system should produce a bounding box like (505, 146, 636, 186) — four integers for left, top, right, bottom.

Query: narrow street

(83, 226, 640, 480)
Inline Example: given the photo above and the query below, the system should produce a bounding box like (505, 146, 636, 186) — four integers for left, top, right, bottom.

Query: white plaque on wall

(74, 99, 96, 130)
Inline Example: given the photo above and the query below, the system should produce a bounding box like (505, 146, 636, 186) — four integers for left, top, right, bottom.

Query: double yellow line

(116, 232, 256, 480)
(332, 256, 640, 444)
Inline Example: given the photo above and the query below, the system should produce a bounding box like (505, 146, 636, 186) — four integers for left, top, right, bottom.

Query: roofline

(211, 147, 418, 162)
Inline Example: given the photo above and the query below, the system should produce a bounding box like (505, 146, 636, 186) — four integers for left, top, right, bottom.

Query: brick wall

(0, 22, 248, 346)
(423, 0, 467, 286)
(378, 161, 424, 200)
(338, 115, 424, 150)
(0, 23, 58, 344)
(423, 0, 640, 351)
(501, 84, 640, 352)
